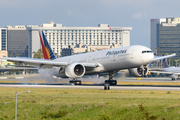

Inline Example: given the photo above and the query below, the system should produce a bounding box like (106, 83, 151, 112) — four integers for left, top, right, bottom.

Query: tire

(75, 81, 81, 85)
(104, 84, 110, 90)
(104, 80, 117, 85)
(69, 81, 74, 83)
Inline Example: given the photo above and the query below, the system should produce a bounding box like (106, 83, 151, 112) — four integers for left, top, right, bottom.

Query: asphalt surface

(1, 75, 180, 91)
(0, 84, 180, 91)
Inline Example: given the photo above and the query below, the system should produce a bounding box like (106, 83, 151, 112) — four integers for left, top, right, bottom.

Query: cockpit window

(142, 51, 152, 53)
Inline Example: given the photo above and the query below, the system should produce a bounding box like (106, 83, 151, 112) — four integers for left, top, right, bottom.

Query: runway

(1, 84, 180, 91)
(1, 74, 180, 91)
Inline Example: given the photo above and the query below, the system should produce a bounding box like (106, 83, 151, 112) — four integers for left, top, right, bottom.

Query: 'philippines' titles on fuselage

(106, 49, 127, 56)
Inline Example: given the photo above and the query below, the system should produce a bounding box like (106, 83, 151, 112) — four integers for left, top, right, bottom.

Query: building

(150, 18, 166, 53)
(61, 46, 74, 57)
(28, 22, 132, 57)
(0, 26, 29, 57)
(0, 50, 8, 67)
(0, 28, 7, 51)
(0, 22, 132, 58)
(61, 43, 118, 56)
(7, 25, 29, 57)
(151, 17, 180, 57)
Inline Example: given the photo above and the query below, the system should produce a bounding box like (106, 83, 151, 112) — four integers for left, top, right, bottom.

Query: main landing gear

(104, 71, 117, 90)
(69, 78, 82, 85)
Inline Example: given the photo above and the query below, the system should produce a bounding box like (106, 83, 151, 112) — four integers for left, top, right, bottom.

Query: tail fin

(39, 31, 56, 60)
(162, 59, 169, 68)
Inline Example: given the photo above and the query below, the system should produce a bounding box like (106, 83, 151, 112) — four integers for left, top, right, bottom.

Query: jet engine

(65, 63, 85, 78)
(128, 66, 149, 77)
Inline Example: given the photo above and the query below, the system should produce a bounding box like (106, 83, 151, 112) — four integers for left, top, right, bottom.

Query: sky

(0, 0, 179, 49)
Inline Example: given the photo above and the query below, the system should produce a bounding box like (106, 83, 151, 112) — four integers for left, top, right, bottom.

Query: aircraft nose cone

(141, 53, 154, 64)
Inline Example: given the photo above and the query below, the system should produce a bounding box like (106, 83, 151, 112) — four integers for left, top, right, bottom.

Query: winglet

(39, 31, 56, 60)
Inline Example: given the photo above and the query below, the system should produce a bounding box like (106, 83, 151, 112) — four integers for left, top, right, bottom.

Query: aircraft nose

(141, 53, 154, 65)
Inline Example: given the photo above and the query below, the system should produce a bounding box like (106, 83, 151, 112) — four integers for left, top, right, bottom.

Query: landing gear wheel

(69, 80, 82, 85)
(105, 80, 117, 85)
(104, 83, 110, 90)
(172, 78, 176, 81)
(104, 71, 118, 86)
(75, 80, 81, 85)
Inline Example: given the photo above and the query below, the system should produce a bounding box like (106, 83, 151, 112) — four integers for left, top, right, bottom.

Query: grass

(1, 88, 180, 119)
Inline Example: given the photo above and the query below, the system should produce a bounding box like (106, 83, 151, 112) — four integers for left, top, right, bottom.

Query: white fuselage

(162, 67, 180, 73)
(48, 45, 154, 77)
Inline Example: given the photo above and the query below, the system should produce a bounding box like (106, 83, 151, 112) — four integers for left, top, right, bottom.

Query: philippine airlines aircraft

(150, 59, 180, 80)
(0, 31, 176, 85)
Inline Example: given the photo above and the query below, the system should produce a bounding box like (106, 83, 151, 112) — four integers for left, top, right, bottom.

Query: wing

(150, 70, 174, 75)
(0, 57, 99, 69)
(150, 70, 180, 75)
(0, 57, 68, 68)
(153, 53, 176, 62)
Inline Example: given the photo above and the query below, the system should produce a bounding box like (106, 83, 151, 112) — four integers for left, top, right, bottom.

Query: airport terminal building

(151, 17, 180, 58)
(0, 22, 132, 57)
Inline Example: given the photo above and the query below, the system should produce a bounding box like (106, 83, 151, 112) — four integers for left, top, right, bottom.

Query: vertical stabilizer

(39, 31, 56, 60)
(162, 59, 169, 68)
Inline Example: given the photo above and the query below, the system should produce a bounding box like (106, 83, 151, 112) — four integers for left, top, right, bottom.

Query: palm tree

(155, 47, 158, 55)
(15, 53, 19, 57)
(165, 53, 170, 66)
(8, 52, 13, 57)
(33, 49, 43, 59)
(54, 53, 58, 58)
(159, 52, 164, 68)
(160, 52, 164, 56)
(85, 49, 88, 53)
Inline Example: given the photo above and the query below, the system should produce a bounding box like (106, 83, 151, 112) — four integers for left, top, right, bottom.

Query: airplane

(150, 59, 180, 80)
(0, 31, 176, 87)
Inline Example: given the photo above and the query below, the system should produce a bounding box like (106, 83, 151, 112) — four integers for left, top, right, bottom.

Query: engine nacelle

(65, 63, 85, 78)
(129, 67, 149, 77)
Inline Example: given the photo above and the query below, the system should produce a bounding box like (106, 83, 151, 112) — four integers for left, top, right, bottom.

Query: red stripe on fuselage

(39, 31, 49, 59)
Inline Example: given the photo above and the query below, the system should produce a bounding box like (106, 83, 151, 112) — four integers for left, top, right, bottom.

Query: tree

(33, 49, 43, 59)
(155, 48, 158, 56)
(15, 53, 19, 57)
(54, 53, 58, 58)
(85, 49, 88, 53)
(8, 52, 13, 57)
(160, 52, 164, 56)
(165, 53, 170, 66)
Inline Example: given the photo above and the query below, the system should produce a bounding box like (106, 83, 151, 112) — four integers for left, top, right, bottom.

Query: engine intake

(129, 67, 149, 77)
(65, 63, 85, 78)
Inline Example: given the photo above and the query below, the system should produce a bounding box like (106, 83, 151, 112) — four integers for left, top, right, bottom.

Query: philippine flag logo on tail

(39, 31, 56, 60)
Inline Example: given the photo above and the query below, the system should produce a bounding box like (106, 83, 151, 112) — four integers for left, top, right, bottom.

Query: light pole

(15, 91, 31, 120)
